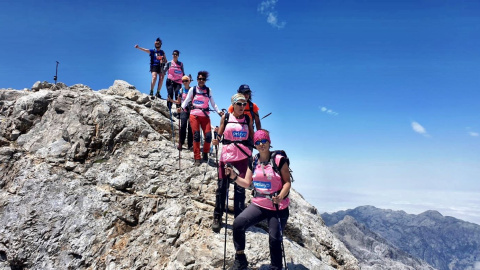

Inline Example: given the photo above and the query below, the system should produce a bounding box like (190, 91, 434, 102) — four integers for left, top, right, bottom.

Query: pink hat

(253, 130, 270, 144)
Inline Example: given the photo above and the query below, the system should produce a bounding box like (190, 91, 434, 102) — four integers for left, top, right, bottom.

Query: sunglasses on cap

(254, 139, 269, 146)
(197, 77, 206, 81)
(235, 102, 247, 107)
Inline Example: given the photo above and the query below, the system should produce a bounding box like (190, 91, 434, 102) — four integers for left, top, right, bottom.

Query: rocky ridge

(329, 216, 436, 270)
(0, 81, 359, 270)
(322, 206, 480, 270)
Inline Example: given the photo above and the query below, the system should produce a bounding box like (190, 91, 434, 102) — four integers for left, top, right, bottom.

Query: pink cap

(254, 130, 270, 144)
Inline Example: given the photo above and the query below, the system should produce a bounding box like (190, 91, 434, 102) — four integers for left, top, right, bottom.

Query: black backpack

(221, 113, 253, 157)
(224, 112, 250, 128)
(252, 150, 294, 183)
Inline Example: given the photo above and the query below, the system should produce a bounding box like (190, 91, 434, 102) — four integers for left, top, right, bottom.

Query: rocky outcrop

(322, 206, 480, 270)
(0, 81, 359, 270)
(329, 216, 436, 270)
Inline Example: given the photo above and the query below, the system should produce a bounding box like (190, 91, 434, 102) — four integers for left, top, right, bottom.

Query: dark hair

(156, 38, 162, 43)
(197, 71, 209, 81)
(173, 50, 180, 55)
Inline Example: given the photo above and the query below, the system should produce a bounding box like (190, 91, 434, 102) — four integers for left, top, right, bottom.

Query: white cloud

(258, 0, 286, 29)
(411, 121, 430, 137)
(469, 132, 479, 137)
(319, 106, 338, 116)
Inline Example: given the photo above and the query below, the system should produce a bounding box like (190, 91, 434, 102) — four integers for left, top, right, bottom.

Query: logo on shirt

(253, 181, 271, 190)
(232, 131, 247, 138)
(193, 100, 205, 105)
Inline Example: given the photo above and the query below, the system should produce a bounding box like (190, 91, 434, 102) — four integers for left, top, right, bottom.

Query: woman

(227, 84, 261, 130)
(211, 93, 254, 233)
(173, 75, 193, 151)
(164, 50, 184, 109)
(224, 129, 291, 270)
(181, 71, 223, 165)
(134, 37, 167, 98)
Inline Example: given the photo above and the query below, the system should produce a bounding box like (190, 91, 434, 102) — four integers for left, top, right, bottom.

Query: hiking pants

(232, 204, 289, 270)
(166, 79, 181, 109)
(179, 110, 193, 148)
(214, 159, 248, 219)
(189, 115, 211, 160)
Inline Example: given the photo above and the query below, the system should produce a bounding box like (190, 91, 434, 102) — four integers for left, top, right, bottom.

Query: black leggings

(179, 110, 193, 148)
(166, 79, 181, 109)
(232, 204, 289, 269)
(214, 160, 248, 219)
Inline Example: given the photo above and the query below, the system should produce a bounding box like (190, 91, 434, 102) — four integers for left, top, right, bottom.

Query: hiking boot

(149, 90, 154, 96)
(187, 145, 193, 151)
(194, 159, 201, 166)
(229, 253, 248, 270)
(202, 152, 209, 162)
(212, 216, 221, 233)
(155, 92, 161, 99)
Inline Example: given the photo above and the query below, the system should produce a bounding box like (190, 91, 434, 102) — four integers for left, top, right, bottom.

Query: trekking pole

(223, 174, 230, 269)
(274, 203, 288, 270)
(198, 161, 209, 196)
(223, 163, 239, 270)
(168, 107, 175, 146)
(53, 61, 59, 85)
(214, 127, 219, 167)
(261, 112, 272, 120)
(178, 110, 181, 170)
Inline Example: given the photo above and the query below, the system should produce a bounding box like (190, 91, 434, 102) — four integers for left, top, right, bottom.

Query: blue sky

(1, 0, 479, 224)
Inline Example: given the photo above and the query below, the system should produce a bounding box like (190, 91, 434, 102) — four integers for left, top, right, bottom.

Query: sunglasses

(235, 102, 247, 107)
(173, 54, 179, 56)
(182, 80, 190, 83)
(197, 77, 206, 81)
(255, 139, 269, 146)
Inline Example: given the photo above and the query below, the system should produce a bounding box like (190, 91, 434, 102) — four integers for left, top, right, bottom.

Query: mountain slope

(329, 215, 437, 270)
(322, 205, 480, 270)
(0, 81, 359, 270)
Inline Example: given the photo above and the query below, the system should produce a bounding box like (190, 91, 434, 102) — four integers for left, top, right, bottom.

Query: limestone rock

(0, 82, 359, 270)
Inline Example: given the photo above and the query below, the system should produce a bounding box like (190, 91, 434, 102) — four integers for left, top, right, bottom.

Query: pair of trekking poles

(222, 163, 288, 270)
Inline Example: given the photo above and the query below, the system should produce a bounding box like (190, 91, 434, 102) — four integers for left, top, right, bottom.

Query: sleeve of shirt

(253, 103, 260, 113)
(181, 87, 193, 109)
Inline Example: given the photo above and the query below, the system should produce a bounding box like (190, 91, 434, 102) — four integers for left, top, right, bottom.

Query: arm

(272, 160, 291, 205)
(208, 90, 224, 116)
(161, 50, 168, 63)
(253, 104, 261, 130)
(163, 62, 170, 74)
(254, 114, 261, 130)
(225, 165, 253, 189)
(212, 114, 226, 146)
(248, 115, 254, 140)
(181, 87, 193, 109)
(134, 45, 150, 53)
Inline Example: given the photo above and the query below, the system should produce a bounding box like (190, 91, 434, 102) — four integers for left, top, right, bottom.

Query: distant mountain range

(321, 205, 480, 270)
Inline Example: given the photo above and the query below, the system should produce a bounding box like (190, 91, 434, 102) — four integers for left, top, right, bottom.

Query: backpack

(190, 86, 211, 115)
(252, 150, 294, 183)
(224, 112, 250, 128)
(222, 113, 253, 157)
(192, 86, 210, 98)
